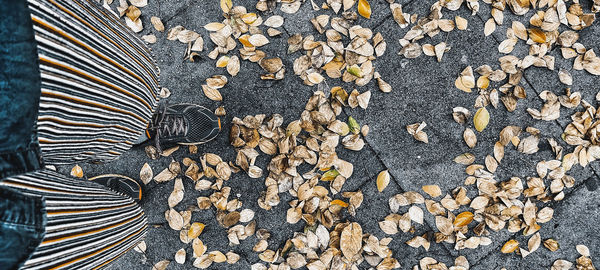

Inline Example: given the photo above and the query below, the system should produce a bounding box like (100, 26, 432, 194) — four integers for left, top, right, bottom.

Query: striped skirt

(1, 0, 160, 269)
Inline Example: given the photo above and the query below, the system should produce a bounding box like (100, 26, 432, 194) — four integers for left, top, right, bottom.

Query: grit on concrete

(58, 0, 600, 269)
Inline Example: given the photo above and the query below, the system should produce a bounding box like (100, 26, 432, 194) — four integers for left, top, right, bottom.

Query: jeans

(0, 187, 46, 269)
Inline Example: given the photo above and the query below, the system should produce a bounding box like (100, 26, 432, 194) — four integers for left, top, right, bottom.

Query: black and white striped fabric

(0, 0, 160, 268)
(30, 0, 161, 164)
(1, 170, 147, 270)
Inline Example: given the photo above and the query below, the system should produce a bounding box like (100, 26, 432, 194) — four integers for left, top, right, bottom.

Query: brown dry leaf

(485, 155, 498, 173)
(357, 91, 371, 109)
(220, 0, 232, 13)
(167, 26, 184, 40)
(436, 216, 453, 235)
(226, 252, 240, 264)
(473, 107, 490, 132)
(142, 35, 157, 44)
(422, 185, 441, 198)
(434, 42, 447, 62)
(151, 16, 164, 32)
(406, 122, 428, 143)
(377, 170, 390, 192)
(340, 222, 363, 260)
(161, 146, 180, 157)
(558, 69, 573, 85)
(379, 219, 398, 235)
(484, 18, 496, 36)
(544, 239, 559, 252)
(455, 66, 475, 92)
(249, 34, 270, 47)
(193, 238, 207, 258)
(154, 168, 175, 183)
(227, 56, 240, 76)
(501, 239, 519, 253)
(264, 16, 284, 28)
(358, 0, 371, 19)
(71, 164, 83, 178)
(456, 16, 468, 30)
(463, 128, 477, 148)
(552, 260, 573, 270)
(408, 205, 424, 224)
(221, 211, 241, 228)
(202, 85, 223, 101)
(215, 106, 226, 117)
(494, 142, 504, 162)
(166, 208, 184, 230)
(175, 249, 186, 264)
(134, 241, 146, 253)
(239, 209, 255, 223)
(454, 153, 475, 165)
(528, 232, 541, 253)
(152, 260, 170, 270)
(168, 178, 184, 208)
(576, 245, 590, 257)
(375, 72, 392, 92)
(512, 21, 527, 40)
(130, 0, 148, 7)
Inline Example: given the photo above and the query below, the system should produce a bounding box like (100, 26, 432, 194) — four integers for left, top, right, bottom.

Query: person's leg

(29, 0, 161, 164)
(0, 169, 147, 270)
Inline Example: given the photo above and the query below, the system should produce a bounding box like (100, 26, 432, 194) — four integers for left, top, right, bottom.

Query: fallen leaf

(473, 107, 490, 132)
(358, 0, 371, 19)
(340, 222, 363, 260)
(377, 170, 390, 192)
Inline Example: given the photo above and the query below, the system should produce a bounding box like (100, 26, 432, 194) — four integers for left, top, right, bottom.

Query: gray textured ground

(63, 0, 600, 269)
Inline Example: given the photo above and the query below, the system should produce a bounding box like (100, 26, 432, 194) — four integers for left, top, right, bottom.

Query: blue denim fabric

(0, 0, 44, 180)
(1, 0, 47, 268)
(0, 187, 46, 270)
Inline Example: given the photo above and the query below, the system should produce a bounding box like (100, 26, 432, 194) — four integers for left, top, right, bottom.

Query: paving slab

(43, 0, 600, 269)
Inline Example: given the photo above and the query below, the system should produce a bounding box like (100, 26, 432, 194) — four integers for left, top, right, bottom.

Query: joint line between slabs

(472, 8, 600, 187)
(467, 14, 600, 266)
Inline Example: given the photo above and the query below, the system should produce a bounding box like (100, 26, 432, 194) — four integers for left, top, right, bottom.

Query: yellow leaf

(241, 13, 258, 24)
(216, 56, 229, 67)
(376, 170, 390, 192)
(220, 0, 232, 13)
(188, 222, 205, 239)
(477, 76, 489, 89)
(453, 211, 474, 227)
(238, 34, 253, 47)
(528, 28, 547, 43)
(71, 164, 83, 178)
(358, 0, 371, 19)
(501, 239, 519, 253)
(473, 107, 490, 132)
(331, 199, 349, 207)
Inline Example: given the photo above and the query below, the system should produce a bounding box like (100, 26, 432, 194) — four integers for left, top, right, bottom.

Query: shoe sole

(88, 174, 142, 201)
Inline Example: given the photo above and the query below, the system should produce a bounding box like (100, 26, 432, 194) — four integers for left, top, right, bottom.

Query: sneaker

(147, 103, 221, 152)
(89, 174, 142, 202)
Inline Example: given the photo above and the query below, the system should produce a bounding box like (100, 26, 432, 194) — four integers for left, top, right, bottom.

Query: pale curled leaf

(377, 170, 390, 192)
(340, 222, 363, 260)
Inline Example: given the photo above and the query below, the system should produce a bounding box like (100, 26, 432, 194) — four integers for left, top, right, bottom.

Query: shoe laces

(149, 103, 188, 152)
